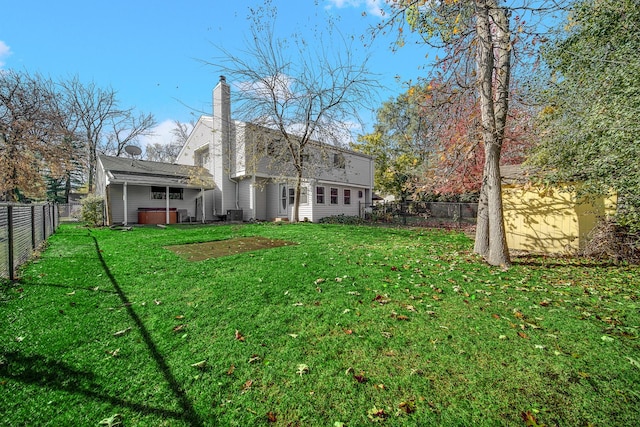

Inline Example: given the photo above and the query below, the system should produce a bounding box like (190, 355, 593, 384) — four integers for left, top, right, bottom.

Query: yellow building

(501, 165, 616, 254)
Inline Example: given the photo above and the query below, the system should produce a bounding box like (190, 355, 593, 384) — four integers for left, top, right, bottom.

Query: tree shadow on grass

(89, 233, 206, 426)
(1, 233, 206, 426)
(0, 351, 185, 421)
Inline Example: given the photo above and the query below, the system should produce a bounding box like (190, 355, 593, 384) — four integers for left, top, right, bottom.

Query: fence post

(8, 205, 15, 281)
(31, 205, 36, 249)
(42, 205, 47, 240)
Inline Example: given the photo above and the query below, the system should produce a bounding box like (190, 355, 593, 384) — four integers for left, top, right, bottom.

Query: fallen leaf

(293, 302, 304, 306)
(235, 330, 245, 341)
(288, 333, 298, 338)
(626, 356, 640, 369)
(226, 364, 235, 375)
(113, 327, 132, 337)
(266, 412, 277, 423)
(15, 336, 24, 342)
(296, 364, 310, 376)
(521, 410, 545, 427)
(518, 331, 529, 339)
(314, 278, 325, 285)
(374, 383, 385, 390)
(106, 348, 120, 357)
(191, 360, 207, 369)
(154, 299, 162, 305)
(373, 294, 390, 304)
(344, 329, 353, 335)
(406, 305, 417, 312)
(66, 291, 75, 296)
(398, 400, 416, 414)
(514, 311, 524, 319)
(335, 277, 343, 283)
(173, 324, 186, 333)
(98, 413, 122, 427)
(492, 313, 501, 319)
(367, 407, 388, 422)
(241, 379, 253, 393)
(354, 372, 368, 383)
(175, 315, 185, 319)
(248, 354, 261, 364)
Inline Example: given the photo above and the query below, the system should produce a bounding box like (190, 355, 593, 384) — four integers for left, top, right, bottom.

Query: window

(288, 187, 308, 205)
(330, 187, 338, 204)
(316, 186, 325, 204)
(195, 150, 210, 167)
(151, 186, 183, 200)
(344, 189, 351, 205)
(333, 153, 345, 168)
(358, 190, 363, 198)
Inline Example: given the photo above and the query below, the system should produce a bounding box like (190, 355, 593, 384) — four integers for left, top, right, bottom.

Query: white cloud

(325, 0, 384, 17)
(0, 40, 12, 67)
(139, 119, 192, 148)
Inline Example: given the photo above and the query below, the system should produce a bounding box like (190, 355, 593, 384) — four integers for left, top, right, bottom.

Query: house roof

(99, 155, 215, 189)
(501, 164, 538, 185)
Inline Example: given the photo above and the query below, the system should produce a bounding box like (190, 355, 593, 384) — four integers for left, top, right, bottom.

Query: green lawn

(1, 223, 639, 426)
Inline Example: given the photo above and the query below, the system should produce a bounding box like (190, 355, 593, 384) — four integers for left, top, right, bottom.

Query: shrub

(583, 219, 640, 264)
(318, 214, 364, 225)
(81, 194, 105, 226)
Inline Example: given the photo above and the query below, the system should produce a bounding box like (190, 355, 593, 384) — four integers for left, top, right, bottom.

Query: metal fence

(58, 203, 82, 221)
(362, 201, 478, 227)
(0, 203, 59, 280)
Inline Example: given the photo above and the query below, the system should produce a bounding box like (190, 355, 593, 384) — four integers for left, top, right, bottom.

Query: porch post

(201, 188, 205, 223)
(123, 181, 128, 225)
(165, 186, 170, 224)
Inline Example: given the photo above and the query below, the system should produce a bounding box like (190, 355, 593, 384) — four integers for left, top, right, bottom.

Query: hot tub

(137, 208, 178, 224)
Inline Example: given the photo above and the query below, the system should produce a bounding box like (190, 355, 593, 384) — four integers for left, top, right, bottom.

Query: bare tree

(60, 76, 157, 191)
(0, 70, 74, 201)
(59, 76, 120, 193)
(210, 6, 379, 222)
(103, 109, 156, 156)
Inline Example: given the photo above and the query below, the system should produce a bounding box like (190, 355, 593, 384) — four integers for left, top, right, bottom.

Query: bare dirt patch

(165, 236, 297, 261)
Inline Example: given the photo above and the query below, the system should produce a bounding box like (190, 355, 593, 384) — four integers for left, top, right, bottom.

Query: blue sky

(1, 0, 432, 147)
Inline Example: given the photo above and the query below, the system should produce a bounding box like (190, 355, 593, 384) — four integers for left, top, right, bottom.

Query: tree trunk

(474, 170, 489, 256)
(485, 143, 510, 267)
(293, 170, 302, 223)
(473, 0, 511, 267)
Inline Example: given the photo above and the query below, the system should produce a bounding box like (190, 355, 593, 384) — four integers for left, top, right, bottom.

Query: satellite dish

(124, 145, 142, 157)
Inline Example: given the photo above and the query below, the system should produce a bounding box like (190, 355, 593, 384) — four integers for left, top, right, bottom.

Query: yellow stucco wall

(502, 184, 616, 254)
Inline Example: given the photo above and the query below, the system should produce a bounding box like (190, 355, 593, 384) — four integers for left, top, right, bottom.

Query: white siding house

(95, 155, 215, 225)
(175, 76, 375, 222)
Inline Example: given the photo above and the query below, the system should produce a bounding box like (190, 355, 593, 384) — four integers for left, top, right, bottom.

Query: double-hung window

(316, 186, 325, 204)
(343, 189, 351, 205)
(330, 188, 338, 204)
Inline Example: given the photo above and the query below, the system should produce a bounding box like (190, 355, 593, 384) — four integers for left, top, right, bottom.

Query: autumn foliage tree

(377, 0, 561, 266)
(0, 70, 74, 201)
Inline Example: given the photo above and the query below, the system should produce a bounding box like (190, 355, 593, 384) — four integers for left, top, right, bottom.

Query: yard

(1, 223, 639, 426)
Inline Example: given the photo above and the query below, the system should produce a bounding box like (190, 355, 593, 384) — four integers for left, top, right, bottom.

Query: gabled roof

(99, 155, 215, 189)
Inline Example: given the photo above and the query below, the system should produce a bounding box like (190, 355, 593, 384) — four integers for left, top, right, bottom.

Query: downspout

(227, 113, 239, 210)
(123, 181, 128, 226)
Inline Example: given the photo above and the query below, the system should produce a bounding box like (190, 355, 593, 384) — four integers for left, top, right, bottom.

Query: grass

(1, 222, 639, 426)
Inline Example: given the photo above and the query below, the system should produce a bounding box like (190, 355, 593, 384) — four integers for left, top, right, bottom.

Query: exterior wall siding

(503, 183, 616, 254)
(108, 184, 203, 224)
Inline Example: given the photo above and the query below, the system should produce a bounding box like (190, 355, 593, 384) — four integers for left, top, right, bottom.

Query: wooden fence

(0, 203, 59, 280)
